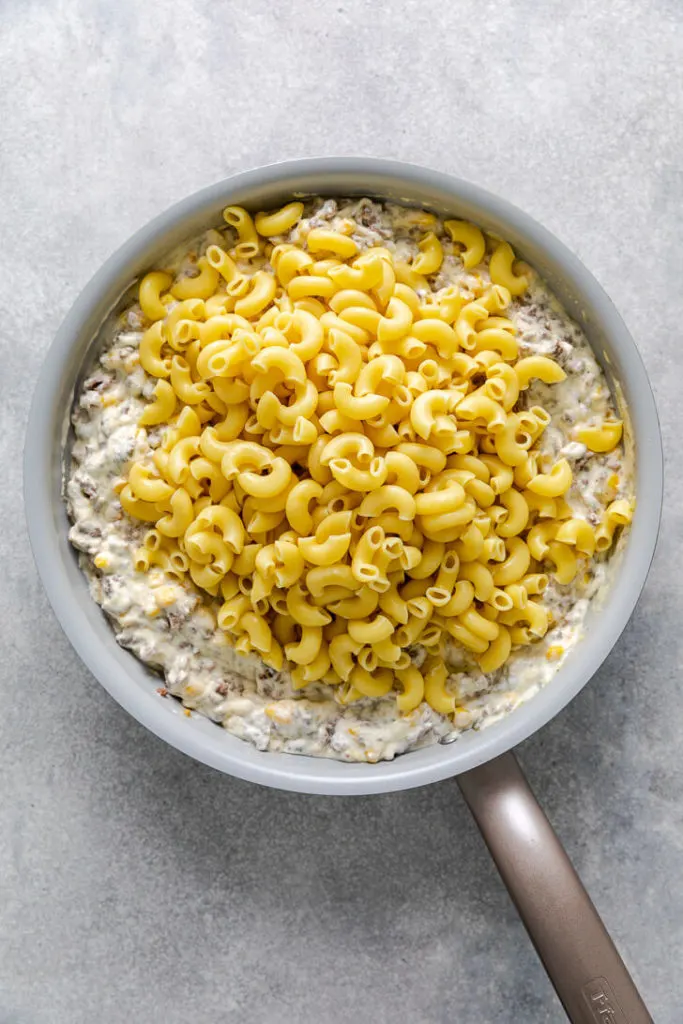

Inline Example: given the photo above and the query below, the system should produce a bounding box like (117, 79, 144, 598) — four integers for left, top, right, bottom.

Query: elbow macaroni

(122, 201, 631, 716)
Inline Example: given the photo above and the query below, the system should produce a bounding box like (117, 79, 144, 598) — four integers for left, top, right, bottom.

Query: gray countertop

(2, 1, 682, 1021)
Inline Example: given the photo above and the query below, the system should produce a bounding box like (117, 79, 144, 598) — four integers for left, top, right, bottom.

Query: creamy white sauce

(65, 198, 633, 763)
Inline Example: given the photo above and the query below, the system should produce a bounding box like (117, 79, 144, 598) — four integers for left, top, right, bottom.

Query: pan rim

(23, 157, 663, 794)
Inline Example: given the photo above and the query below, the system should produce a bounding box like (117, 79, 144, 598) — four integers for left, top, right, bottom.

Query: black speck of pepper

(100, 574, 123, 596)
(358, 205, 379, 229)
(79, 520, 102, 538)
(323, 719, 339, 740)
(84, 373, 114, 392)
(166, 610, 189, 631)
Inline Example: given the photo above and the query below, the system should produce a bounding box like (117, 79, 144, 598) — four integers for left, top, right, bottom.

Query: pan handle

(458, 752, 652, 1023)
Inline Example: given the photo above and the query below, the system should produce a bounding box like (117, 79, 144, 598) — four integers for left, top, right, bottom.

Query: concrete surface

(1, 0, 682, 1021)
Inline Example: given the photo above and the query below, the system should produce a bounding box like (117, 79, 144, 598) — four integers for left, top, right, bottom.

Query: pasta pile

(120, 201, 630, 714)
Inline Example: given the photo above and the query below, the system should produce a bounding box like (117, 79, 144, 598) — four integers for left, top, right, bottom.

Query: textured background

(2, 1, 682, 1021)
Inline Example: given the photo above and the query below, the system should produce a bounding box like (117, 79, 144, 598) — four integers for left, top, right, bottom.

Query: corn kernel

(265, 703, 293, 725)
(101, 394, 118, 407)
(546, 645, 564, 661)
(154, 585, 178, 608)
(337, 218, 356, 236)
(146, 606, 161, 618)
(607, 474, 619, 489)
(183, 708, 192, 717)
(94, 553, 109, 570)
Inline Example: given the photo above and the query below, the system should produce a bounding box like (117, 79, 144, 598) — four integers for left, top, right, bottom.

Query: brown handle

(458, 752, 652, 1023)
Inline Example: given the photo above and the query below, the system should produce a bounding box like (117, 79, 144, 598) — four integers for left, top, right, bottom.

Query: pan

(24, 159, 663, 1022)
